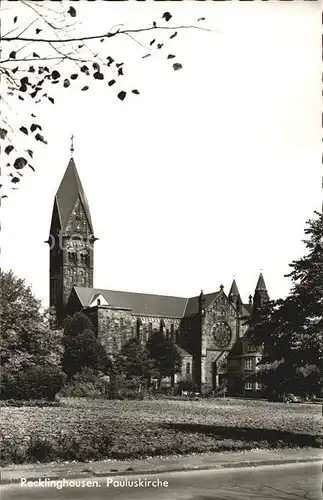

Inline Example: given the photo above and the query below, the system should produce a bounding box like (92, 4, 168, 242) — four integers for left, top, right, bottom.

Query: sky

(1, 1, 321, 307)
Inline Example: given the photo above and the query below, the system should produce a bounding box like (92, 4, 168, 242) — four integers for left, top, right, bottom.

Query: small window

(68, 251, 76, 263)
(245, 381, 253, 390)
(244, 358, 253, 371)
(186, 362, 190, 375)
(247, 344, 255, 352)
(148, 323, 152, 338)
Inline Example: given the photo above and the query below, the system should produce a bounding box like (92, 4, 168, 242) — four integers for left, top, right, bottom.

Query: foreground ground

(1, 463, 322, 500)
(1, 398, 321, 465)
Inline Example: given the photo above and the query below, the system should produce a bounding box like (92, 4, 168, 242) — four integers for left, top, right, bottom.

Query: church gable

(65, 197, 93, 235)
(203, 291, 238, 352)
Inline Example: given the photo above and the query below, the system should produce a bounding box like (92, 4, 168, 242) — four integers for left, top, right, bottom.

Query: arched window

(68, 251, 76, 263)
(148, 322, 153, 339)
(80, 252, 89, 265)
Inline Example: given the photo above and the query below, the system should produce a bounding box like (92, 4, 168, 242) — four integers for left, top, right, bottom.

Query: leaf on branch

(173, 63, 182, 71)
(78, 44, 84, 49)
(106, 56, 114, 66)
(118, 67, 123, 76)
(20, 126, 28, 135)
(68, 6, 77, 18)
(14, 16, 18, 24)
(93, 72, 104, 80)
(63, 79, 71, 88)
(5, 145, 14, 155)
(157, 44, 163, 49)
(11, 177, 20, 184)
(29, 164, 35, 172)
(35, 133, 47, 144)
(28, 66, 35, 73)
(31, 113, 36, 117)
(132, 89, 140, 95)
(33, 52, 40, 58)
(18, 95, 24, 100)
(9, 51, 16, 59)
(0, 128, 8, 139)
(30, 124, 42, 132)
(150, 39, 156, 46)
(117, 91, 126, 101)
(170, 32, 178, 39)
(1, 195, 8, 199)
(108, 79, 116, 87)
(70, 74, 78, 80)
(93, 62, 100, 71)
(81, 65, 89, 75)
(27, 149, 33, 158)
(20, 76, 29, 85)
(167, 54, 175, 59)
(197, 17, 206, 22)
(48, 96, 54, 104)
(142, 54, 151, 59)
(51, 70, 60, 80)
(162, 12, 172, 22)
(81, 86, 89, 91)
(153, 22, 157, 28)
(12, 67, 19, 74)
(35, 28, 42, 35)
(14, 157, 27, 170)
(116, 62, 124, 68)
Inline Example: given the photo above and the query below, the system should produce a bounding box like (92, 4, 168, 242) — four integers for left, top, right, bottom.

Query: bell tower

(48, 141, 96, 325)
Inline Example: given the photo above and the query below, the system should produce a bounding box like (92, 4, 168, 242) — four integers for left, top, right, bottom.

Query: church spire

(228, 278, 240, 302)
(52, 157, 94, 233)
(255, 272, 267, 292)
(253, 271, 269, 309)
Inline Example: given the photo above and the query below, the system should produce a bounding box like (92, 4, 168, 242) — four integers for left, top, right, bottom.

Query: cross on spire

(70, 134, 74, 155)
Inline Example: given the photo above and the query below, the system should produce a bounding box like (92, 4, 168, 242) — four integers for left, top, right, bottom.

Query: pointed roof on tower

(229, 278, 240, 299)
(255, 272, 267, 292)
(54, 157, 94, 232)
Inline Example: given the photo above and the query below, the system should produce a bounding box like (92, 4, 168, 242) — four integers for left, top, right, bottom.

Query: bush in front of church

(0, 361, 65, 401)
(62, 312, 111, 381)
(0, 270, 65, 401)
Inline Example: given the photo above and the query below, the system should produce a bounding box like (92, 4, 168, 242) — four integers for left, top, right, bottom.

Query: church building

(48, 155, 270, 394)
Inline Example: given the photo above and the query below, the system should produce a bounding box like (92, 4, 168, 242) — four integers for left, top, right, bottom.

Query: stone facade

(49, 157, 269, 394)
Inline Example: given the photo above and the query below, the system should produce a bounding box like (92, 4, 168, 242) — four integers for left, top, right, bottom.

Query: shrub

(0, 364, 65, 401)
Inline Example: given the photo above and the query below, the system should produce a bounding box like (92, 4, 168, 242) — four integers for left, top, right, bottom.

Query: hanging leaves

(63, 79, 71, 88)
(35, 133, 47, 144)
(27, 150, 33, 158)
(132, 90, 140, 95)
(30, 124, 42, 132)
(167, 54, 175, 59)
(29, 164, 35, 172)
(162, 12, 172, 22)
(11, 177, 20, 184)
(13, 157, 27, 170)
(48, 96, 54, 104)
(0, 128, 8, 140)
(51, 70, 60, 80)
(9, 51, 16, 60)
(118, 67, 123, 77)
(81, 86, 89, 91)
(20, 126, 28, 135)
(13, 16, 18, 24)
(70, 74, 78, 80)
(173, 63, 182, 71)
(93, 72, 104, 80)
(117, 91, 127, 101)
(5, 145, 14, 155)
(68, 6, 77, 17)
(170, 32, 177, 39)
(108, 79, 116, 87)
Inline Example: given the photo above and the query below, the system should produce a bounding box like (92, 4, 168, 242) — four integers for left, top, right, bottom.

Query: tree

(146, 330, 182, 387)
(0, 1, 208, 197)
(252, 211, 323, 396)
(114, 337, 152, 382)
(0, 269, 65, 399)
(63, 311, 111, 380)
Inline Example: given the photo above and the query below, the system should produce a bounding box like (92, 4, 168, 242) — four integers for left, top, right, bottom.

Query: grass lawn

(1, 398, 321, 465)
